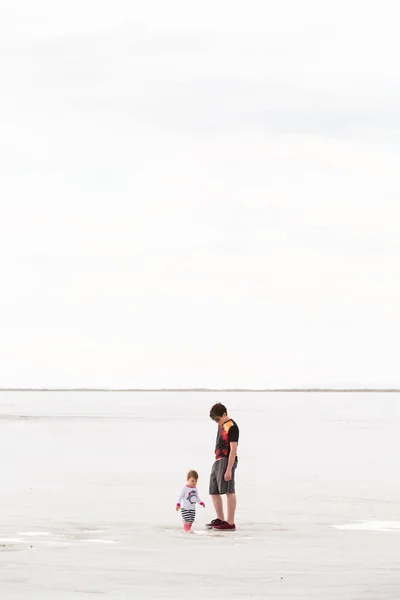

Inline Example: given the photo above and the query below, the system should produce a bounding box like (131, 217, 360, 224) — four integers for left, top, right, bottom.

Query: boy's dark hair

(187, 470, 199, 480)
(209, 403, 227, 420)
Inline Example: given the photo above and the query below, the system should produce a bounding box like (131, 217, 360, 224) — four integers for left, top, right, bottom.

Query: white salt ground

(1, 391, 400, 599)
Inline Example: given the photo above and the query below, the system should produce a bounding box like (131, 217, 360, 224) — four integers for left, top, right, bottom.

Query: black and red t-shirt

(215, 419, 239, 460)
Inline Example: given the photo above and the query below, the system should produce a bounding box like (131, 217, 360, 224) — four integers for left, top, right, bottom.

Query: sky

(1, 0, 400, 388)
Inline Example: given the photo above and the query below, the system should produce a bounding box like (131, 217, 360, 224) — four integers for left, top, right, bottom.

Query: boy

(207, 403, 239, 531)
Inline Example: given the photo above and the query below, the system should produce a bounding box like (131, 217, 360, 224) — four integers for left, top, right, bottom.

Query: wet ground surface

(1, 391, 400, 599)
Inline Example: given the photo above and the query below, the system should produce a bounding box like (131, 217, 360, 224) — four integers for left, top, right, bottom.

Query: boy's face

(187, 477, 198, 487)
(211, 413, 226, 424)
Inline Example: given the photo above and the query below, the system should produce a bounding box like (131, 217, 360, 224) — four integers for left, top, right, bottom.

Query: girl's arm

(197, 490, 205, 507)
(176, 487, 186, 508)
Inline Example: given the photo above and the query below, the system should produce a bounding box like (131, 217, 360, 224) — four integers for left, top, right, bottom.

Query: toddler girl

(175, 469, 205, 532)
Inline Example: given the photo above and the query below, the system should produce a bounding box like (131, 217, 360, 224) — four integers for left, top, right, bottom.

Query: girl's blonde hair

(187, 470, 199, 480)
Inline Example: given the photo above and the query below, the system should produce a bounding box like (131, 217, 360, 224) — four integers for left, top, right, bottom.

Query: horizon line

(1, 388, 400, 393)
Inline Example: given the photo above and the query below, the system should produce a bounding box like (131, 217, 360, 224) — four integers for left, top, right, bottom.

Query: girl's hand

(175, 504, 180, 511)
(200, 502, 205, 508)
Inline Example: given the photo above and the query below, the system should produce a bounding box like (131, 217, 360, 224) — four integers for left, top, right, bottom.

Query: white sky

(1, 0, 400, 388)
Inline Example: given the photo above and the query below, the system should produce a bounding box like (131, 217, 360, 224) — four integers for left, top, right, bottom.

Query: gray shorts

(209, 457, 238, 495)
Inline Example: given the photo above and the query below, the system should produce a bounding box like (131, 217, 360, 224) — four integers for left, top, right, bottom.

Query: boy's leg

(209, 460, 225, 521)
(226, 459, 237, 524)
(226, 493, 236, 525)
(211, 494, 224, 521)
(212, 458, 237, 525)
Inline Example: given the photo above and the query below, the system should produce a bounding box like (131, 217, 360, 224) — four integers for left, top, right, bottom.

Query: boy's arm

(224, 441, 238, 480)
(225, 422, 239, 480)
(227, 442, 238, 471)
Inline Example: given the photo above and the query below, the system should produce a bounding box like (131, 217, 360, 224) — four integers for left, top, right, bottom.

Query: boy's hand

(224, 469, 232, 481)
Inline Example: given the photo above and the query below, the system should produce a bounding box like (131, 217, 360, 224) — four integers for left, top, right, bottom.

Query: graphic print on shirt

(187, 490, 198, 504)
(215, 419, 239, 459)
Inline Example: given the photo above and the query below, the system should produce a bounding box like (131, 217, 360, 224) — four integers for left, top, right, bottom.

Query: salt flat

(1, 391, 400, 599)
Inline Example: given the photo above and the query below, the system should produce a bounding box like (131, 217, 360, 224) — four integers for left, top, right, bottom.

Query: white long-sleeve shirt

(176, 485, 204, 510)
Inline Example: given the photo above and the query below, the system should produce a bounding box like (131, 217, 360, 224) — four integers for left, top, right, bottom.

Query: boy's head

(187, 469, 198, 487)
(209, 402, 227, 423)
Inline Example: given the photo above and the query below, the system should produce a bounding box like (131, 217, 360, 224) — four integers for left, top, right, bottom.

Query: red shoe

(206, 518, 223, 529)
(212, 521, 236, 531)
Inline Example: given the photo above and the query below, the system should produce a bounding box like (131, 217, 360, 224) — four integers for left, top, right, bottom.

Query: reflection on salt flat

(334, 521, 400, 531)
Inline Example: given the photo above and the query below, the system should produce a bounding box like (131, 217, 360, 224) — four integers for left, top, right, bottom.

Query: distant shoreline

(1, 388, 400, 393)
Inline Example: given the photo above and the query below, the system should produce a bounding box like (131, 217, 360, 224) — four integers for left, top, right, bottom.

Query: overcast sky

(1, 0, 399, 388)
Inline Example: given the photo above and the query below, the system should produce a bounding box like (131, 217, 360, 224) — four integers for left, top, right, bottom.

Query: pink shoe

(183, 523, 192, 532)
